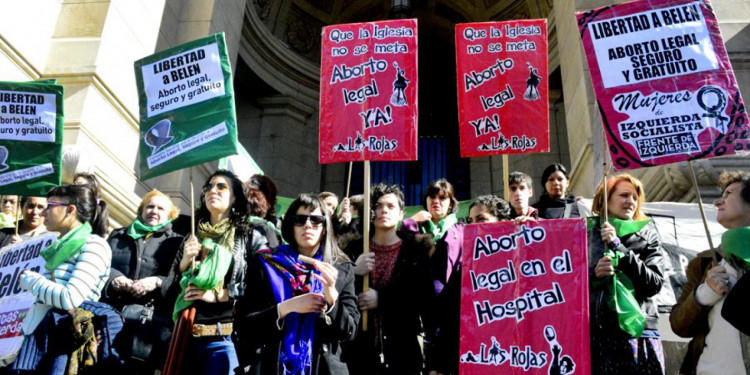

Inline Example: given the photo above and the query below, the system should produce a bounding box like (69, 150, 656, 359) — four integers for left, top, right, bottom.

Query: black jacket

(163, 222, 278, 324)
(234, 255, 359, 375)
(532, 195, 580, 219)
(588, 220, 666, 334)
(103, 224, 183, 313)
(341, 232, 434, 375)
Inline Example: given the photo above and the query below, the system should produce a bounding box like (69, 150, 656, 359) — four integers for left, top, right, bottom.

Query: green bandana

(40, 222, 92, 271)
(422, 213, 457, 240)
(0, 213, 16, 229)
(126, 217, 172, 240)
(603, 249, 646, 338)
(722, 226, 750, 269)
(609, 217, 651, 237)
(172, 219, 235, 321)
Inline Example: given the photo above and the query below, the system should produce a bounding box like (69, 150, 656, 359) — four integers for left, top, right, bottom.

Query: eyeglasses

(202, 182, 229, 194)
(292, 214, 326, 226)
(44, 201, 68, 212)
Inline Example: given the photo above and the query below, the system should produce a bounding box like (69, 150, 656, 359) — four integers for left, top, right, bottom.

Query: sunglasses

(44, 201, 68, 212)
(292, 214, 326, 226)
(202, 182, 229, 194)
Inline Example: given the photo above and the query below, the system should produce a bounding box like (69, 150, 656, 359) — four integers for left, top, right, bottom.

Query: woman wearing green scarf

(671, 171, 750, 375)
(399, 179, 464, 375)
(162, 170, 274, 375)
(13, 184, 112, 372)
(589, 173, 667, 374)
(102, 189, 183, 373)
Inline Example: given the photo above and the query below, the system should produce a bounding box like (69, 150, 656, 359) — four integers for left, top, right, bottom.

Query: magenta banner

(460, 219, 590, 375)
(578, 0, 749, 170)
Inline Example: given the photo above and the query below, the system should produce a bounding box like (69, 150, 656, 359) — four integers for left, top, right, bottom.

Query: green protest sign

(0, 81, 63, 196)
(134, 33, 238, 180)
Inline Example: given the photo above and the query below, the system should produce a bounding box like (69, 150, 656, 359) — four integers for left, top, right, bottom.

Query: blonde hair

(592, 173, 648, 221)
(138, 189, 179, 220)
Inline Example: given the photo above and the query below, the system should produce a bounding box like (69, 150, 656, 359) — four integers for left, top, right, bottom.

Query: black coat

(588, 220, 666, 334)
(341, 232, 434, 375)
(532, 195, 580, 219)
(103, 224, 183, 314)
(234, 255, 360, 375)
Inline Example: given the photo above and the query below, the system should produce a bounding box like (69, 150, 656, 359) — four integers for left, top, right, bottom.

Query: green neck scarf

(422, 213, 457, 240)
(0, 212, 16, 229)
(173, 219, 235, 321)
(722, 226, 750, 269)
(126, 217, 172, 240)
(197, 218, 235, 251)
(40, 222, 92, 271)
(608, 217, 651, 237)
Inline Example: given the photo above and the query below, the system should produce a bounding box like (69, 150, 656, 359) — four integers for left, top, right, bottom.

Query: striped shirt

(19, 235, 111, 311)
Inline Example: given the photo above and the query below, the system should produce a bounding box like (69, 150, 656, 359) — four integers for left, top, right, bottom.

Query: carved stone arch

(239, 1, 320, 109)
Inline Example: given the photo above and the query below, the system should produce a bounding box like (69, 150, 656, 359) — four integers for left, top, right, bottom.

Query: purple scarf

(258, 245, 322, 375)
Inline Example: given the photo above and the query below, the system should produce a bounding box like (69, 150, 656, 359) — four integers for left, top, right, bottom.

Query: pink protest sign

(459, 219, 589, 375)
(455, 20, 549, 157)
(319, 19, 418, 164)
(578, 0, 749, 170)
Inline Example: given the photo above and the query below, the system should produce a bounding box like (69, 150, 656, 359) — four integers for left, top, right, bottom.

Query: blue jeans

(183, 335, 239, 375)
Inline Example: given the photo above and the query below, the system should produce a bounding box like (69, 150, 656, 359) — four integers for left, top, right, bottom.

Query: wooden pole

(362, 160, 371, 331)
(687, 160, 716, 253)
(502, 155, 510, 201)
(190, 168, 196, 273)
(14, 198, 20, 236)
(345, 162, 353, 198)
(488, 156, 495, 196)
(601, 129, 610, 230)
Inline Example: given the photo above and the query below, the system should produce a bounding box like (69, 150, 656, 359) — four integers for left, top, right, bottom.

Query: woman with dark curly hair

(164, 170, 276, 375)
(343, 183, 434, 375)
(234, 193, 359, 375)
(467, 195, 511, 224)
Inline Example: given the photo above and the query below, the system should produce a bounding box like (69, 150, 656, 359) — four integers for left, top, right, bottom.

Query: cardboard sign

(0, 81, 63, 195)
(0, 233, 56, 364)
(319, 19, 418, 163)
(134, 33, 238, 180)
(455, 20, 549, 157)
(460, 220, 589, 375)
(578, 0, 750, 170)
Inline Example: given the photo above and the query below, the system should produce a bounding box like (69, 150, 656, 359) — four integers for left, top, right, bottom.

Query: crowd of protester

(0, 164, 747, 375)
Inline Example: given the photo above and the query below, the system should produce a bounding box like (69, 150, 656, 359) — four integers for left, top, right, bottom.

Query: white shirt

(696, 260, 746, 375)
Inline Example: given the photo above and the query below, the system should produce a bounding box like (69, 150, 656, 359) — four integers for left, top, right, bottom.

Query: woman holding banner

(0, 196, 51, 247)
(532, 164, 581, 219)
(12, 184, 112, 373)
(399, 179, 463, 375)
(103, 189, 183, 373)
(343, 184, 434, 375)
(670, 171, 750, 375)
(233, 193, 358, 375)
(589, 173, 667, 374)
(165, 170, 274, 375)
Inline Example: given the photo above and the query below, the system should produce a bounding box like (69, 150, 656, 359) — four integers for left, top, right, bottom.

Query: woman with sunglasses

(164, 170, 276, 375)
(234, 193, 359, 375)
(14, 185, 111, 371)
